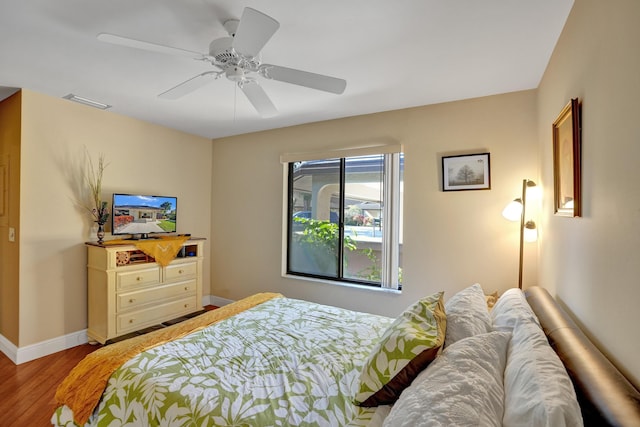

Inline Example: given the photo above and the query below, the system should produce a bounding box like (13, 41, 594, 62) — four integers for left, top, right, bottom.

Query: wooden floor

(0, 343, 99, 426)
(0, 305, 217, 426)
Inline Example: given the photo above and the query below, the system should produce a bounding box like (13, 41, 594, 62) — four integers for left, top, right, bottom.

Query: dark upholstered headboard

(525, 286, 640, 427)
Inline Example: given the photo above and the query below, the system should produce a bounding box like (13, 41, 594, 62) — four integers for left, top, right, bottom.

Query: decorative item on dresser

(81, 150, 110, 243)
(85, 237, 205, 344)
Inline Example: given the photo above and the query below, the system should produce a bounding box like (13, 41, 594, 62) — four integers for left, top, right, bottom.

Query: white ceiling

(0, 0, 573, 140)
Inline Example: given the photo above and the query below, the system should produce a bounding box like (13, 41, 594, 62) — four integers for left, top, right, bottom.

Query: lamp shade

(524, 220, 537, 242)
(502, 198, 523, 222)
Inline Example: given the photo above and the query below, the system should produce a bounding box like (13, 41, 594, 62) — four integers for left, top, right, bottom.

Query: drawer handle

(129, 298, 135, 303)
(129, 319, 134, 324)
(178, 269, 184, 274)
(184, 304, 189, 308)
(136, 276, 142, 281)
(184, 286, 189, 291)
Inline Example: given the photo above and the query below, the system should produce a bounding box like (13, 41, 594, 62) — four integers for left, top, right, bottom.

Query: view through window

(287, 153, 403, 289)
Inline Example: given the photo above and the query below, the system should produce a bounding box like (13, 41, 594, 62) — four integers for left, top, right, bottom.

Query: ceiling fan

(97, 7, 347, 117)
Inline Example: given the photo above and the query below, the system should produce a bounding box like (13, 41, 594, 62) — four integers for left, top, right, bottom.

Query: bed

(52, 285, 640, 426)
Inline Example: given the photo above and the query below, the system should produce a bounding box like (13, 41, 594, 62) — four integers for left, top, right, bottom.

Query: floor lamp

(502, 179, 537, 289)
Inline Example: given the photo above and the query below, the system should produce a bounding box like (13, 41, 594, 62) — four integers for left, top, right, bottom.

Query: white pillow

(383, 331, 510, 427)
(503, 319, 583, 427)
(491, 288, 540, 332)
(444, 283, 492, 347)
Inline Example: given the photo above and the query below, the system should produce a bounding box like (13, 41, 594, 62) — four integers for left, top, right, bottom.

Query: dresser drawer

(165, 262, 197, 281)
(117, 267, 161, 291)
(117, 296, 199, 335)
(117, 280, 197, 311)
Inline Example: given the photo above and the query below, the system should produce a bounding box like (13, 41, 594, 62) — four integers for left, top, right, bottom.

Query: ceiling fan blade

(97, 33, 207, 60)
(158, 72, 219, 99)
(239, 80, 277, 117)
(232, 8, 280, 58)
(260, 64, 347, 94)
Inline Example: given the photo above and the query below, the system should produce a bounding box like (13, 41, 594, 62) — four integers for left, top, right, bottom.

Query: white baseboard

(1, 295, 233, 365)
(201, 294, 212, 307)
(209, 295, 235, 307)
(0, 333, 18, 364)
(0, 330, 88, 365)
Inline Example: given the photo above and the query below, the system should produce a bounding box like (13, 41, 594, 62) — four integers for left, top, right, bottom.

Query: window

(284, 149, 403, 289)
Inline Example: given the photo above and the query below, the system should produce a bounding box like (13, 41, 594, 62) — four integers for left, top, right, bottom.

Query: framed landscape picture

(442, 153, 491, 191)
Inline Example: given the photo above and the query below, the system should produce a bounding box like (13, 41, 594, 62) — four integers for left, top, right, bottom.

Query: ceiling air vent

(62, 94, 111, 110)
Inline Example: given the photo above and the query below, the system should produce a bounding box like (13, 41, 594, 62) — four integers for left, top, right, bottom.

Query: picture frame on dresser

(442, 153, 491, 191)
(552, 98, 582, 217)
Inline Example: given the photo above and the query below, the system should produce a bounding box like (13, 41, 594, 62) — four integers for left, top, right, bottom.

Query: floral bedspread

(52, 297, 393, 426)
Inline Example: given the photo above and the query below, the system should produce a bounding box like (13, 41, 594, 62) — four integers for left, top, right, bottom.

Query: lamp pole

(518, 179, 536, 289)
(503, 179, 536, 289)
(518, 179, 527, 289)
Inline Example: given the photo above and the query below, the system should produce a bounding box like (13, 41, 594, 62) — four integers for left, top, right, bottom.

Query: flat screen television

(112, 193, 177, 238)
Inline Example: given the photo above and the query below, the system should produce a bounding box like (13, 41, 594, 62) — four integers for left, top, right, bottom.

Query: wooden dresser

(86, 238, 204, 344)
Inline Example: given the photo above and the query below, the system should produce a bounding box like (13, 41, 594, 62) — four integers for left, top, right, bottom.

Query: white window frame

(281, 144, 403, 290)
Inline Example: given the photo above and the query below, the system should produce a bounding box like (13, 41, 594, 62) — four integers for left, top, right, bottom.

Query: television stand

(128, 233, 158, 240)
(85, 238, 205, 344)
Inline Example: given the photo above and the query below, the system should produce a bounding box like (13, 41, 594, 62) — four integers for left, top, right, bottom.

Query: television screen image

(112, 194, 177, 236)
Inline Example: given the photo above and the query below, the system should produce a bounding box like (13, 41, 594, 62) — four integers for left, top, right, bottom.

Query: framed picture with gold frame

(552, 98, 581, 217)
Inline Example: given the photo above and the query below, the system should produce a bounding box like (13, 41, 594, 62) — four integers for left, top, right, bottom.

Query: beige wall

(15, 90, 212, 347)
(537, 0, 640, 386)
(0, 91, 21, 345)
(211, 90, 539, 317)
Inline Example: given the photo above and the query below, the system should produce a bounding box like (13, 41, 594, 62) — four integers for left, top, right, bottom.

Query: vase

(97, 222, 105, 243)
